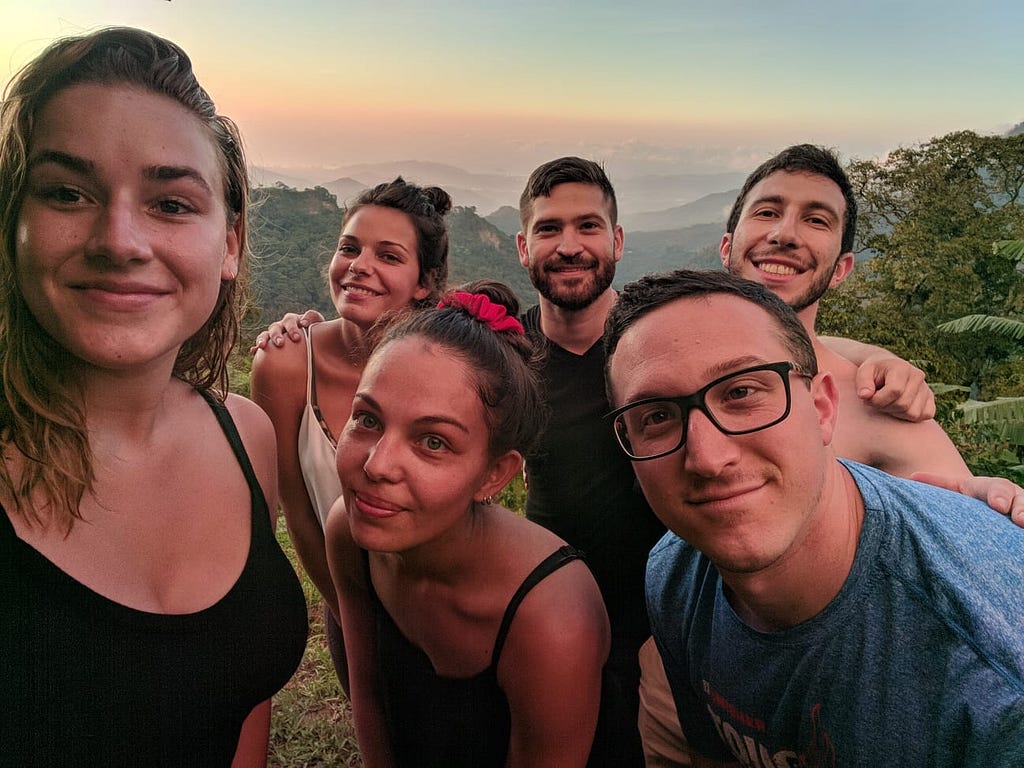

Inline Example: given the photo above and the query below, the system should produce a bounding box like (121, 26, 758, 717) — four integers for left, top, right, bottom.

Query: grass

(267, 476, 526, 766)
(270, 524, 362, 767)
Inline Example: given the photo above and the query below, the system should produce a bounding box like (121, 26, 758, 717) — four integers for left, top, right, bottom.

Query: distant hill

(617, 221, 725, 286)
(253, 162, 746, 220)
(321, 176, 369, 207)
(1008, 122, 1024, 137)
(485, 205, 522, 236)
(447, 207, 534, 306)
(622, 189, 737, 232)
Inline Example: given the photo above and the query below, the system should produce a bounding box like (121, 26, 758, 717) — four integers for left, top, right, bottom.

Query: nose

(768, 212, 800, 250)
(362, 433, 402, 484)
(681, 407, 740, 478)
(348, 247, 372, 275)
(556, 227, 584, 257)
(85, 200, 151, 265)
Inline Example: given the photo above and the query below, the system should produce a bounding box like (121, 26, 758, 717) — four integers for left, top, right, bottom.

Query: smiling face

(607, 293, 839, 576)
(516, 182, 623, 311)
(327, 205, 430, 328)
(336, 336, 518, 553)
(14, 84, 240, 373)
(720, 171, 853, 314)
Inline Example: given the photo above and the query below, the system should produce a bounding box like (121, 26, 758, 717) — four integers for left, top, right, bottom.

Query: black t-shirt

(522, 306, 665, 647)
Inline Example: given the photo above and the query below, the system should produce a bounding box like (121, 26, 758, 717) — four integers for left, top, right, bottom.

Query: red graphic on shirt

(799, 704, 836, 768)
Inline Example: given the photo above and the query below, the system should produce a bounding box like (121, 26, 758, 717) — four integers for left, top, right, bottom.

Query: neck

(537, 287, 617, 354)
(721, 460, 864, 632)
(332, 317, 377, 366)
(796, 302, 820, 338)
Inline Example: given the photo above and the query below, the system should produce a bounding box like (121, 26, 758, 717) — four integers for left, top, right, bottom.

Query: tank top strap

(304, 324, 318, 408)
(200, 389, 262, 500)
(489, 544, 585, 671)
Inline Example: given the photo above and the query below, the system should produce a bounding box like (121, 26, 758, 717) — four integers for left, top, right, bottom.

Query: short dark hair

(725, 144, 858, 254)
(604, 270, 818, 398)
(343, 177, 451, 306)
(518, 156, 618, 230)
(375, 279, 547, 459)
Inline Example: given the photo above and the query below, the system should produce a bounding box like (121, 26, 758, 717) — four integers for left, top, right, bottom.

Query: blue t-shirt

(647, 460, 1024, 767)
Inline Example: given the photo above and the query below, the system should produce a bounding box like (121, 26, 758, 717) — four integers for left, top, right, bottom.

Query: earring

(480, 496, 495, 506)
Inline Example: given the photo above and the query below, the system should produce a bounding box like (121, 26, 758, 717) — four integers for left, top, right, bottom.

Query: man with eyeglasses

(604, 269, 1024, 767)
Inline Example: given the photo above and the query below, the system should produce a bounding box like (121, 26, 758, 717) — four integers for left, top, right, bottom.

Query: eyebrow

(624, 354, 772, 402)
(747, 193, 841, 222)
(27, 150, 213, 195)
(532, 211, 605, 229)
(339, 235, 411, 252)
(354, 393, 470, 433)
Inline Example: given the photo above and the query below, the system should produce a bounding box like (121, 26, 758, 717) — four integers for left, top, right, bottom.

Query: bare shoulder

(250, 326, 310, 400)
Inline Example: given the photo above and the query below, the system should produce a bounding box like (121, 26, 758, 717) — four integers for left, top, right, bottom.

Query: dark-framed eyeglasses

(607, 361, 813, 461)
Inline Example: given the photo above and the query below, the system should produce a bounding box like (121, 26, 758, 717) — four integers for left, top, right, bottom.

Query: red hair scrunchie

(437, 291, 525, 334)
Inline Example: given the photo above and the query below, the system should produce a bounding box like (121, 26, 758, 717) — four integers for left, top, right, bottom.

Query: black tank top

(0, 391, 308, 767)
(368, 544, 584, 768)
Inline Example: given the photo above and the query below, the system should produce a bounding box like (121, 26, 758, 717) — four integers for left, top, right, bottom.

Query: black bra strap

(489, 544, 585, 671)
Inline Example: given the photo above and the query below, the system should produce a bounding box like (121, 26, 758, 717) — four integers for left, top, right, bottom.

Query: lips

(352, 491, 405, 519)
(71, 279, 170, 309)
(341, 282, 382, 298)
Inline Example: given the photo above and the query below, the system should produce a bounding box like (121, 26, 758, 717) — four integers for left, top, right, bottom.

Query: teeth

(344, 285, 378, 296)
(758, 263, 798, 276)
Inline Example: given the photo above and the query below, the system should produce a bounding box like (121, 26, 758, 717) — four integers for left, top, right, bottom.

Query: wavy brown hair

(0, 27, 251, 529)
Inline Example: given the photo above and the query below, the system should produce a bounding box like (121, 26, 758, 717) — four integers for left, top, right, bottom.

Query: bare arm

(250, 344, 339, 615)
(820, 336, 935, 421)
(231, 700, 271, 768)
(326, 503, 395, 768)
(500, 561, 610, 768)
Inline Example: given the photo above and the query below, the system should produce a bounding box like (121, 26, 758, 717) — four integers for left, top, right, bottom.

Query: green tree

(818, 132, 1024, 394)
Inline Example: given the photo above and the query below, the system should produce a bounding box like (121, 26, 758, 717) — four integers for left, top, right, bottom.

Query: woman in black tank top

(0, 28, 306, 765)
(327, 280, 611, 767)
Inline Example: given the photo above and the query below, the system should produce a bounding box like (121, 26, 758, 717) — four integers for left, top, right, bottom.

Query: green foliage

(818, 131, 1024, 394)
(446, 206, 536, 306)
(248, 185, 344, 339)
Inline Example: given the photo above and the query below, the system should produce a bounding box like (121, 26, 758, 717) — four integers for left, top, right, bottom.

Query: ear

(516, 231, 530, 269)
(828, 253, 855, 288)
(809, 371, 840, 447)
(221, 216, 242, 281)
(412, 280, 431, 302)
(474, 450, 524, 504)
(612, 224, 625, 263)
(719, 233, 732, 268)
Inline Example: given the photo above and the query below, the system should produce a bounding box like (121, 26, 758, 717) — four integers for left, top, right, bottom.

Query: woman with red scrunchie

(327, 279, 611, 768)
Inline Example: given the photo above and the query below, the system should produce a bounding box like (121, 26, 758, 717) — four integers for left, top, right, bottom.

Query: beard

(530, 255, 616, 311)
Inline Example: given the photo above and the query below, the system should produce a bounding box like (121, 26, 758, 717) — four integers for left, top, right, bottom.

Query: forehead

(343, 205, 418, 245)
(741, 170, 846, 216)
(609, 294, 790, 405)
(526, 182, 613, 225)
(363, 336, 481, 411)
(31, 83, 224, 191)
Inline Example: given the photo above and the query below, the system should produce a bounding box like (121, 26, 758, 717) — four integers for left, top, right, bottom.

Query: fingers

(855, 359, 935, 422)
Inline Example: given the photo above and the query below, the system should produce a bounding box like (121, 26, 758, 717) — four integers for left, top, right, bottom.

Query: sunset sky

(4, 0, 1022, 177)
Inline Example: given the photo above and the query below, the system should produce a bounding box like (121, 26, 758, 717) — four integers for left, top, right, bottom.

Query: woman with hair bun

(251, 178, 450, 689)
(326, 280, 610, 767)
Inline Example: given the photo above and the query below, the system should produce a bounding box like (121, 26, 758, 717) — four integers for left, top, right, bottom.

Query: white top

(297, 324, 344, 530)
